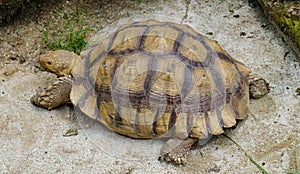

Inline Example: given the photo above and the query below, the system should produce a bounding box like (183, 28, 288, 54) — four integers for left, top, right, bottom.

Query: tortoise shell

(71, 20, 251, 140)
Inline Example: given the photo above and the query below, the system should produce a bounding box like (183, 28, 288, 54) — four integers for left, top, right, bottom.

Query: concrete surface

(0, 0, 299, 173)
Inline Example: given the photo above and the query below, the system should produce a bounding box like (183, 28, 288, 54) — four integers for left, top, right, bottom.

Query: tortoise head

(39, 50, 80, 76)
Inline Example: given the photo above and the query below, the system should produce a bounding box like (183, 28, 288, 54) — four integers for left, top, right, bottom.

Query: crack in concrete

(181, 0, 191, 24)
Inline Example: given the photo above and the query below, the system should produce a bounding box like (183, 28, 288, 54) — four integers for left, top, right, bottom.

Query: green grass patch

(223, 134, 269, 174)
(228, 3, 234, 13)
(131, 0, 143, 2)
(285, 169, 300, 174)
(44, 23, 88, 55)
(43, 0, 89, 55)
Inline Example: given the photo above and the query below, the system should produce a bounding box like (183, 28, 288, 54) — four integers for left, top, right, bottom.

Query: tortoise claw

(248, 75, 270, 99)
(160, 138, 198, 165)
(31, 76, 72, 110)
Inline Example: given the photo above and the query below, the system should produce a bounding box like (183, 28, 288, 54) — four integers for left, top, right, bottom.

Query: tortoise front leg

(160, 138, 198, 165)
(31, 76, 72, 110)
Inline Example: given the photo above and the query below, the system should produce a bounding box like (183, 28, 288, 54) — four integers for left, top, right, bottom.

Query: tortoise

(31, 20, 269, 164)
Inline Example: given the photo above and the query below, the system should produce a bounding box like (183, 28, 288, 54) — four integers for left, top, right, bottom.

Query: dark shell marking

(71, 20, 250, 140)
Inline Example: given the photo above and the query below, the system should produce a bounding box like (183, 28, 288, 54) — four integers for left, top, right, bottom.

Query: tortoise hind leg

(31, 76, 72, 110)
(247, 75, 270, 99)
(160, 138, 198, 165)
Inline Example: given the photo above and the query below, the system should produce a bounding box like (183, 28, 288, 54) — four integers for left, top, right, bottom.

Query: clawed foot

(31, 76, 72, 110)
(159, 138, 198, 165)
(248, 75, 269, 99)
(160, 148, 189, 165)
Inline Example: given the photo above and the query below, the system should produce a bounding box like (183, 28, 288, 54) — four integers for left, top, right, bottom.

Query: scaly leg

(31, 76, 72, 110)
(248, 74, 269, 99)
(160, 138, 198, 165)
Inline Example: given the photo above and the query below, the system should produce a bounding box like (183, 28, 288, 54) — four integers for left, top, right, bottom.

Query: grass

(44, 23, 88, 55)
(218, 1, 235, 13)
(285, 169, 300, 174)
(43, 0, 89, 55)
(224, 134, 300, 174)
(223, 134, 269, 174)
(228, 3, 234, 13)
(131, 0, 143, 2)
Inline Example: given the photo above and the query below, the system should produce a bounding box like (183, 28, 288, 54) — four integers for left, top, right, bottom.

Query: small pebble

(240, 32, 246, 36)
(296, 87, 300, 95)
(63, 129, 78, 137)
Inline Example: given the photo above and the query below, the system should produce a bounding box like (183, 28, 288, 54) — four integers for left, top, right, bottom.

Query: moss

(258, 0, 300, 58)
(280, 4, 300, 56)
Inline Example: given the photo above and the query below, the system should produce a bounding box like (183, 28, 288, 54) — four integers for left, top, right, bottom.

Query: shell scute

(71, 20, 251, 140)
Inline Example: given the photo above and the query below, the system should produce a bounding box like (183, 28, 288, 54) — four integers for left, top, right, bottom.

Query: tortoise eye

(47, 61, 52, 65)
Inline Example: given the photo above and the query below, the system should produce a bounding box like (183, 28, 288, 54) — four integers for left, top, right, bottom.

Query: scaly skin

(39, 50, 80, 76)
(30, 75, 72, 110)
(248, 74, 270, 99)
(160, 138, 198, 165)
(31, 50, 79, 110)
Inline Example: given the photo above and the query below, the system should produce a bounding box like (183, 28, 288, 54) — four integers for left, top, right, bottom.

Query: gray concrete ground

(0, 0, 299, 173)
